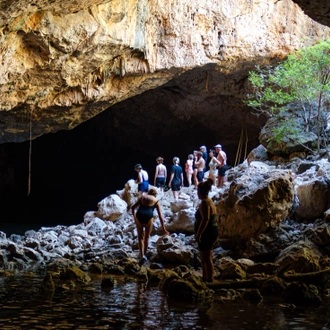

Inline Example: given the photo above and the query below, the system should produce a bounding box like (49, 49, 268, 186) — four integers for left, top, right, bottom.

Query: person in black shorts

(131, 188, 169, 265)
(168, 157, 184, 201)
(194, 178, 218, 283)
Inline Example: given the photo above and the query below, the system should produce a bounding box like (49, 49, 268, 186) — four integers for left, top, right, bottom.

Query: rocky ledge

(1, 146, 330, 305)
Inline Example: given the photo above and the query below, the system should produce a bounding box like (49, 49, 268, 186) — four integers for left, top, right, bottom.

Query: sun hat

(134, 164, 142, 169)
(214, 144, 222, 148)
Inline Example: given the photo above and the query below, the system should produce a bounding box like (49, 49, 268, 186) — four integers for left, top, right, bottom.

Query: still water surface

(0, 273, 330, 329)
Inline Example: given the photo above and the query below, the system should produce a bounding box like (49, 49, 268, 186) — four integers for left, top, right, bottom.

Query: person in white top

(154, 157, 167, 193)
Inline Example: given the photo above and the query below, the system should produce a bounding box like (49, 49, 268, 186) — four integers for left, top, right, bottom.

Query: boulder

(166, 208, 195, 234)
(275, 240, 324, 273)
(96, 194, 128, 221)
(216, 168, 294, 242)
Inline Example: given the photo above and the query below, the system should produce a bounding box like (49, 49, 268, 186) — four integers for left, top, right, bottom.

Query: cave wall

(0, 0, 329, 144)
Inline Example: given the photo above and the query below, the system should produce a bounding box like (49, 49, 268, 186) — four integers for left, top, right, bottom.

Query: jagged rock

(246, 145, 269, 166)
(275, 240, 324, 273)
(295, 178, 330, 221)
(166, 208, 195, 234)
(170, 200, 194, 213)
(246, 263, 279, 276)
(0, 0, 329, 145)
(156, 235, 196, 265)
(216, 257, 246, 280)
(116, 180, 139, 208)
(324, 209, 330, 222)
(304, 222, 330, 246)
(259, 105, 321, 155)
(96, 194, 128, 221)
(216, 167, 294, 242)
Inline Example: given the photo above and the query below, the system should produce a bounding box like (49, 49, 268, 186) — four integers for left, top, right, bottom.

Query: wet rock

(282, 283, 322, 305)
(166, 275, 212, 302)
(89, 263, 103, 274)
(41, 273, 55, 292)
(60, 266, 91, 284)
(156, 235, 196, 265)
(216, 257, 246, 280)
(261, 276, 287, 295)
(241, 289, 263, 303)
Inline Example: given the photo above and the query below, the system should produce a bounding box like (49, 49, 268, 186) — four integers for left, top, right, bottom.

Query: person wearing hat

(131, 188, 169, 265)
(134, 164, 149, 197)
(154, 157, 167, 194)
(213, 144, 227, 188)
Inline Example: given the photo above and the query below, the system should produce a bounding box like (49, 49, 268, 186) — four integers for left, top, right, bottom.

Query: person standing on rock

(154, 157, 167, 194)
(195, 151, 205, 184)
(185, 154, 194, 187)
(131, 188, 169, 265)
(168, 157, 184, 201)
(208, 149, 217, 188)
(200, 145, 208, 173)
(213, 144, 227, 188)
(134, 164, 149, 197)
(194, 178, 218, 283)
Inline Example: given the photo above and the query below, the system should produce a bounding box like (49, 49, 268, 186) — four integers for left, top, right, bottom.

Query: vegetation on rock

(247, 39, 330, 152)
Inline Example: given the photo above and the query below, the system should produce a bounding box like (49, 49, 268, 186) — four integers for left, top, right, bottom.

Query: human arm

(154, 166, 159, 185)
(195, 200, 210, 242)
(131, 198, 141, 214)
(168, 172, 174, 186)
(180, 172, 184, 186)
(135, 171, 142, 184)
(156, 203, 170, 235)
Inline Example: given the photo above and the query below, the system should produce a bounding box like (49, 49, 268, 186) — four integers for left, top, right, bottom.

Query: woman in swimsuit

(194, 178, 218, 282)
(208, 149, 217, 188)
(185, 154, 194, 187)
(131, 188, 169, 265)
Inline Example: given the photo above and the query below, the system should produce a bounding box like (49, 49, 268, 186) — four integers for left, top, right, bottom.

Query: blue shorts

(138, 181, 149, 192)
(197, 171, 204, 182)
(218, 165, 227, 177)
(156, 177, 165, 188)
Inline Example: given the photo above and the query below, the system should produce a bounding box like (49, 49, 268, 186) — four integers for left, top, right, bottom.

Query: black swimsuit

(136, 201, 159, 225)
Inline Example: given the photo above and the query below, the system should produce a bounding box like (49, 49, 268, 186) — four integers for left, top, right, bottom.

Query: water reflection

(0, 274, 329, 329)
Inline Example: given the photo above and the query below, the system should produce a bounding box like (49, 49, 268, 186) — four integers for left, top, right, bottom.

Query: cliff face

(0, 0, 329, 144)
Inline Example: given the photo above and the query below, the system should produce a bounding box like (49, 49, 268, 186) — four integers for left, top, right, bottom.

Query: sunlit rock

(216, 167, 294, 242)
(96, 194, 128, 221)
(166, 208, 195, 234)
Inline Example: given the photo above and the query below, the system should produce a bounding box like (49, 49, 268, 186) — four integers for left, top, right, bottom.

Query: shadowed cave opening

(0, 67, 265, 234)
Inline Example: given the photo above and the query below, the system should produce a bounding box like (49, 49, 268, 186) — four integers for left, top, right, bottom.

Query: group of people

(185, 144, 228, 190)
(131, 143, 227, 282)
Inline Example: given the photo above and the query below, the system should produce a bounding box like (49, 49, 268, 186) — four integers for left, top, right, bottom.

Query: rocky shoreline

(1, 146, 330, 305)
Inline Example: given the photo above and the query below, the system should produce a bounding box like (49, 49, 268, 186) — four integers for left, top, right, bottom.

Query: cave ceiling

(0, 0, 329, 155)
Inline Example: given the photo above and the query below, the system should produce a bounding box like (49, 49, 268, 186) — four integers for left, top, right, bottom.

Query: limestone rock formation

(215, 165, 294, 242)
(0, 0, 329, 146)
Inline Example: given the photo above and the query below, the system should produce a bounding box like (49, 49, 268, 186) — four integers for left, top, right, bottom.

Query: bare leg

(193, 169, 198, 188)
(134, 217, 145, 258)
(200, 249, 214, 281)
(143, 218, 154, 255)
